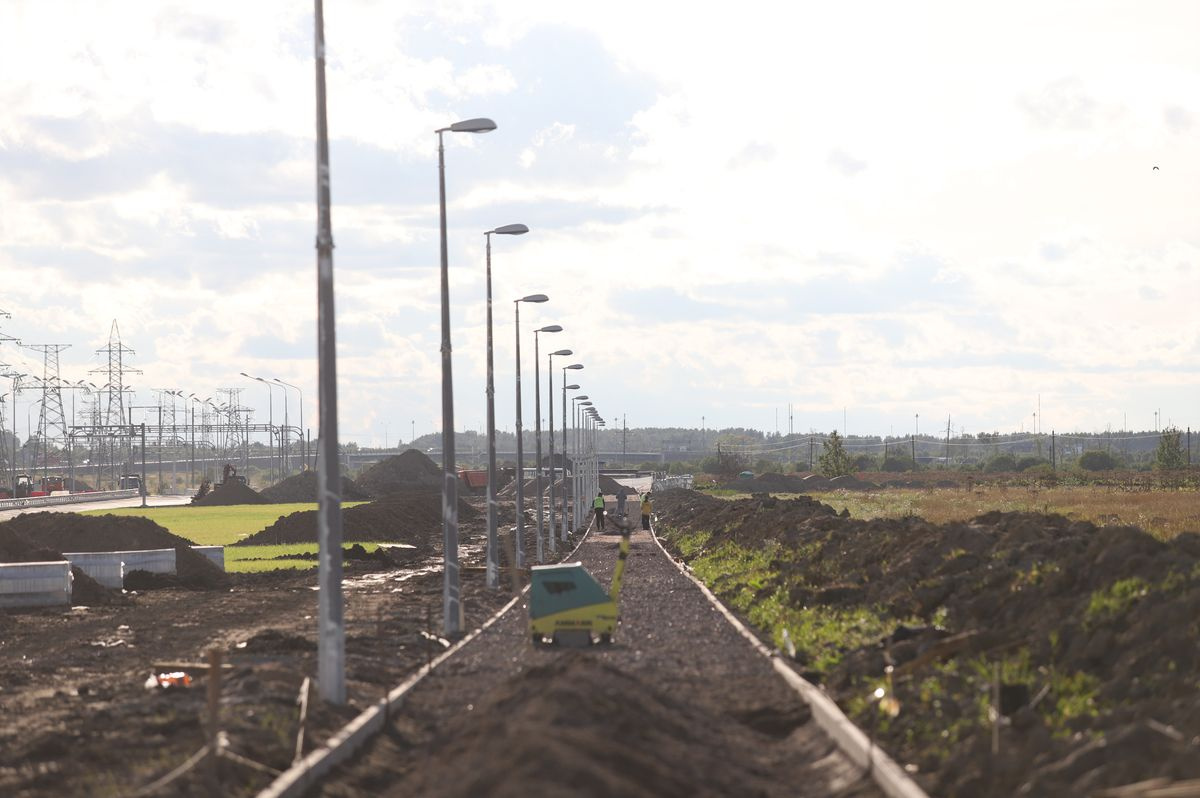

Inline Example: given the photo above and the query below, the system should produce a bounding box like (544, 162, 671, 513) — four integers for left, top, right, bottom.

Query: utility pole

(313, 0, 345, 705)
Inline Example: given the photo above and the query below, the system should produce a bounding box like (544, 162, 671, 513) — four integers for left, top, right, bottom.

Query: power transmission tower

(90, 320, 140, 480)
(23, 343, 71, 456)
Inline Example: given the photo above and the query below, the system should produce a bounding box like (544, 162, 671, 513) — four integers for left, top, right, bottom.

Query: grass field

(82, 503, 372, 572)
(790, 486, 1200, 540)
(82, 503, 369, 545)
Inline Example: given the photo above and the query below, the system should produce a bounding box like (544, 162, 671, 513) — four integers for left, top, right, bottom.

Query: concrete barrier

(191, 545, 225, 570)
(0, 489, 140, 512)
(61, 552, 125, 588)
(64, 548, 178, 589)
(0, 561, 73, 608)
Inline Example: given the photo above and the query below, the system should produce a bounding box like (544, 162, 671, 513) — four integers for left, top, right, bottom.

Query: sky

(1, 0, 1198, 446)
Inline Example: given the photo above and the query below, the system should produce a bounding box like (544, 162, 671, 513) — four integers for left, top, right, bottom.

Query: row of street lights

(437, 117, 606, 633)
(238, 372, 307, 481)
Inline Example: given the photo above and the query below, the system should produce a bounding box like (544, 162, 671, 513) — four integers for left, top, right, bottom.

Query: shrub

(1015, 456, 1049, 472)
(984, 453, 1017, 473)
(1078, 450, 1117, 471)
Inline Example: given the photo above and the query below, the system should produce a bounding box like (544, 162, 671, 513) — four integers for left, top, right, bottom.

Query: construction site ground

(315, 509, 881, 798)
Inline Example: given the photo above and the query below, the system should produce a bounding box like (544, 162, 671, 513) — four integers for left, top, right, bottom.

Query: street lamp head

(445, 117, 497, 134)
(489, 223, 529, 236)
(580, 401, 593, 406)
(565, 384, 580, 390)
(551, 349, 572, 357)
(538, 325, 563, 334)
(566, 363, 583, 370)
(575, 395, 589, 401)
(518, 294, 549, 303)
(239, 372, 250, 378)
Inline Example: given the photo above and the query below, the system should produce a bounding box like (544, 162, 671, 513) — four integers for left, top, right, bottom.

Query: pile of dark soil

(655, 490, 1200, 796)
(69, 566, 124, 605)
(235, 495, 479, 548)
(598, 474, 629, 494)
(354, 449, 442, 498)
(191, 480, 268, 506)
(0, 512, 229, 591)
(0, 525, 62, 563)
(1, 512, 186, 552)
(372, 652, 835, 798)
(260, 471, 372, 503)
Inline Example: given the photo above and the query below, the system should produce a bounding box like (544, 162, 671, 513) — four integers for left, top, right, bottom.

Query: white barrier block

(0, 561, 73, 608)
(62, 552, 126, 589)
(190, 545, 226, 571)
(121, 548, 176, 575)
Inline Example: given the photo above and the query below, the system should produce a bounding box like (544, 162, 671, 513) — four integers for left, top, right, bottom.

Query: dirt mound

(69, 566, 125, 606)
(0, 512, 191, 553)
(191, 479, 268, 506)
(235, 495, 479, 547)
(378, 652, 830, 797)
(0, 513, 229, 591)
(0, 525, 63, 563)
(598, 475, 628, 495)
(123, 544, 230, 591)
(354, 449, 443, 498)
(656, 491, 1200, 797)
(260, 471, 372, 503)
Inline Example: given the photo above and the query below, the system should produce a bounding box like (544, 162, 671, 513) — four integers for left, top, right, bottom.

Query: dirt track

(316, 514, 881, 798)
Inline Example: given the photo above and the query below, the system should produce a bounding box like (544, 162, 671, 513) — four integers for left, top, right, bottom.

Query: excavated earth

(353, 449, 443, 498)
(237, 495, 479, 549)
(190, 480, 268, 506)
(654, 489, 1200, 797)
(260, 471, 373, 503)
(0, 499, 530, 798)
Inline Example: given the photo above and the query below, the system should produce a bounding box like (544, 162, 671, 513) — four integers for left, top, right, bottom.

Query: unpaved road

(316, 508, 881, 797)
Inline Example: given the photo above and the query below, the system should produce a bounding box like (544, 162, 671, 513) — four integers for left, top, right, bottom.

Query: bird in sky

(1152, 166, 1159, 170)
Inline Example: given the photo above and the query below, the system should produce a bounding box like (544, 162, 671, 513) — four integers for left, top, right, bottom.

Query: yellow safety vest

(593, 496, 605, 510)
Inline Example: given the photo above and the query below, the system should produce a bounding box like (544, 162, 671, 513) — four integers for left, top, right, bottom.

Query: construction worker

(616, 486, 628, 519)
(640, 493, 653, 531)
(592, 492, 606, 531)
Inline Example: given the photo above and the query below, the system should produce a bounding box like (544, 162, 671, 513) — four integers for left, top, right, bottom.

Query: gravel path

(317, 505, 882, 797)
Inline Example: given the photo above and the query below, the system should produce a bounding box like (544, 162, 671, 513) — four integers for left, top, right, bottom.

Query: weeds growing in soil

(714, 486, 1200, 540)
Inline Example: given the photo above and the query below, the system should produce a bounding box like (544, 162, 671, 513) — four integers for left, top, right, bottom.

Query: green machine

(530, 530, 630, 646)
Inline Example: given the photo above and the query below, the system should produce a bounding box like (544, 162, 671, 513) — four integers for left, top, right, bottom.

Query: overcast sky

(2, 0, 1198, 445)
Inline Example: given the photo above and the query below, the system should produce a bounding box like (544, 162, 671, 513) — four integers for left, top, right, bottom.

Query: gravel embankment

(318, 514, 883, 797)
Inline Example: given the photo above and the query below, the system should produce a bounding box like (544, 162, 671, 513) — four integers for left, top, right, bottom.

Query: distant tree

(984, 453, 1017, 473)
(817, 431, 853, 477)
(1015, 456, 1048, 472)
(851, 454, 877, 471)
(881, 452, 914, 472)
(1155, 428, 1186, 471)
(1078, 450, 1118, 471)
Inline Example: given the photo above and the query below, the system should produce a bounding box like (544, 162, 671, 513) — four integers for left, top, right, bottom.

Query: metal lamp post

(240, 372, 276, 483)
(437, 116, 496, 634)
(545, 352, 575, 553)
(483, 223, 529, 588)
(561, 380, 580, 541)
(512, 293, 548, 568)
(553, 363, 582, 543)
(532, 327, 563, 562)
(273, 378, 303, 470)
(577, 400, 593, 526)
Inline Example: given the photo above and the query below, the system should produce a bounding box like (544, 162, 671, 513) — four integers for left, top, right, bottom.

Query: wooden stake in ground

(207, 647, 222, 788)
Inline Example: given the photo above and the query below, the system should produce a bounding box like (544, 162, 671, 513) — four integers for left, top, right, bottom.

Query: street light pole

(533, 327, 563, 562)
(437, 116, 496, 634)
(484, 224, 529, 589)
(553, 363, 582, 543)
(545, 350, 573, 553)
(274, 378, 303, 471)
(561, 382, 580, 541)
(512, 293, 548, 568)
